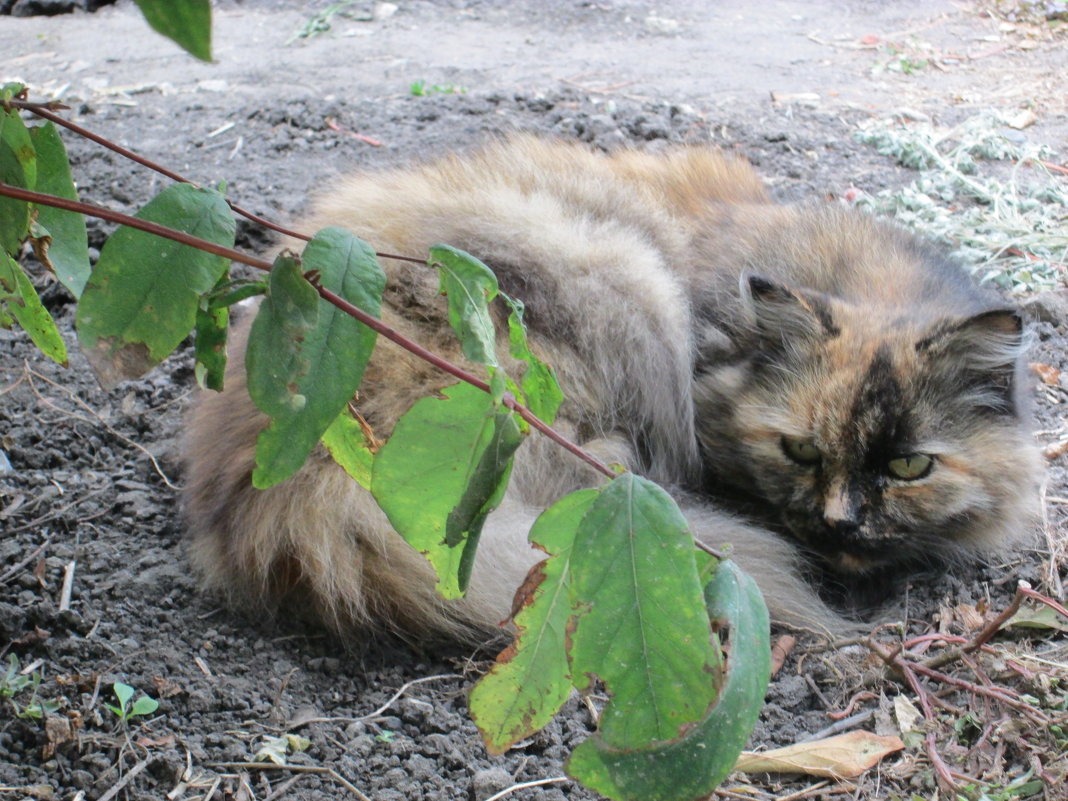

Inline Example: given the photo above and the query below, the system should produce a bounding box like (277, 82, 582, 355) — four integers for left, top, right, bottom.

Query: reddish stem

(8, 98, 425, 266)
(0, 180, 616, 481)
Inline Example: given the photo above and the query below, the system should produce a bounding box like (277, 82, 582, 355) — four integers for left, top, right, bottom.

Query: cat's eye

(887, 454, 933, 480)
(781, 436, 821, 466)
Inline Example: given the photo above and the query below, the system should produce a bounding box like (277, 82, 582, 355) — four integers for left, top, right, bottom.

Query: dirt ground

(1, 1, 1067, 799)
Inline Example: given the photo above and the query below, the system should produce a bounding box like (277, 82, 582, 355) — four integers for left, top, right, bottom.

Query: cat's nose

(823, 481, 863, 537)
(824, 515, 862, 540)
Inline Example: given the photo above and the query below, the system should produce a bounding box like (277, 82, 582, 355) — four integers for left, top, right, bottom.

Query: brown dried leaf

(954, 602, 985, 632)
(770, 634, 797, 677)
(151, 676, 185, 699)
(42, 712, 81, 759)
(1044, 439, 1068, 461)
(735, 731, 905, 779)
(1029, 362, 1061, 386)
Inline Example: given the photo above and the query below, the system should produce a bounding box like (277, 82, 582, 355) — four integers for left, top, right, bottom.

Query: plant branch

(0, 181, 616, 480)
(8, 98, 425, 266)
(0, 182, 270, 269)
(867, 638, 959, 793)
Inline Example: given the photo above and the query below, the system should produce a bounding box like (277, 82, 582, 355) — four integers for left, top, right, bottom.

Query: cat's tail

(183, 385, 850, 643)
(682, 503, 854, 636)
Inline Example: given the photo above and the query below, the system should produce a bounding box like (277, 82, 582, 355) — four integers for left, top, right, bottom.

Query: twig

(2, 487, 108, 536)
(325, 117, 383, 147)
(965, 580, 1032, 653)
(775, 781, 832, 801)
(59, 559, 76, 611)
(22, 364, 179, 489)
(1019, 584, 1068, 621)
(0, 536, 51, 585)
(0, 181, 618, 481)
(286, 673, 461, 729)
(97, 758, 149, 801)
(694, 539, 729, 560)
(826, 690, 878, 721)
(263, 773, 303, 801)
(482, 777, 570, 801)
(868, 638, 958, 792)
(206, 764, 371, 801)
(803, 709, 875, 742)
(8, 98, 423, 265)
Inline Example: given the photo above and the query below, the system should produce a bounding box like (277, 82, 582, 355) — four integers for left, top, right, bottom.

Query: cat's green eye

(781, 436, 821, 466)
(887, 454, 933, 480)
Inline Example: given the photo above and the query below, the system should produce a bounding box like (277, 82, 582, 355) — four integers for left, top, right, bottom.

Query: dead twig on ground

(21, 364, 179, 489)
(206, 763, 372, 801)
(97, 758, 149, 801)
(284, 673, 462, 730)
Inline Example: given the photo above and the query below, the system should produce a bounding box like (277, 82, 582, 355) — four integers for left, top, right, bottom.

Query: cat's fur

(182, 137, 1041, 640)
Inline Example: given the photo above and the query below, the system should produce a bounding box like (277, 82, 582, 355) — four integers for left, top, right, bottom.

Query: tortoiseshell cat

(182, 137, 1041, 638)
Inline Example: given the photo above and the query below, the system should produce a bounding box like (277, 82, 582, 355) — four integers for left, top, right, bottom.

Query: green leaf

(28, 122, 90, 297)
(567, 474, 719, 750)
(129, 695, 159, 718)
(75, 183, 235, 389)
(193, 275, 229, 391)
(568, 559, 771, 801)
(1, 254, 68, 365)
(132, 0, 213, 62)
(371, 382, 524, 598)
(0, 106, 37, 255)
(321, 410, 374, 490)
(251, 228, 385, 488)
(246, 255, 318, 418)
(207, 278, 267, 308)
(470, 488, 597, 753)
(112, 682, 135, 712)
(503, 294, 563, 423)
(430, 244, 500, 367)
(1008, 603, 1068, 632)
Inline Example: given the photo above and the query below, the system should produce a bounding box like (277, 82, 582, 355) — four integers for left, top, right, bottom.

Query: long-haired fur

(182, 137, 1041, 641)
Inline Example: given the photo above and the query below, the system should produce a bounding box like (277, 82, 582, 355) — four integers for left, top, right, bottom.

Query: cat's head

(695, 274, 1041, 574)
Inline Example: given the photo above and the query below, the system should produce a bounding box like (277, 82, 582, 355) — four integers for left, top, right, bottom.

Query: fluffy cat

(182, 136, 1041, 640)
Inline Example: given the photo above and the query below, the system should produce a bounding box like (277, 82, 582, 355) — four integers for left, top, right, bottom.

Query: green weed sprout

(2, 655, 59, 720)
(105, 681, 160, 723)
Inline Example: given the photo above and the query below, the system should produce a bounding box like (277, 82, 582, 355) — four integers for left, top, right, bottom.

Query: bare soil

(1, 1, 1066, 799)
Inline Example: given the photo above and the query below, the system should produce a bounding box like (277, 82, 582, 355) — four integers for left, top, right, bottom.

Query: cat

(182, 136, 1041, 641)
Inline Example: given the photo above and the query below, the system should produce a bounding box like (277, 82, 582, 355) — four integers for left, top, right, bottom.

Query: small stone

(472, 767, 513, 800)
(645, 15, 680, 34)
(1021, 291, 1068, 327)
(373, 2, 398, 21)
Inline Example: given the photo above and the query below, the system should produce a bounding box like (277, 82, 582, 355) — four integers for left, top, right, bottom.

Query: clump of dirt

(1, 2, 1066, 800)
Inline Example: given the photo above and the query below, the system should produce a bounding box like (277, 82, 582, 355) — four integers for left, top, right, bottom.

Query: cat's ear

(916, 308, 1024, 411)
(742, 274, 839, 348)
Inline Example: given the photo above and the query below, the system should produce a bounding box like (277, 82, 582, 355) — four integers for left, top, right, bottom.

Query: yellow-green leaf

(470, 489, 597, 752)
(1, 254, 67, 365)
(370, 382, 524, 597)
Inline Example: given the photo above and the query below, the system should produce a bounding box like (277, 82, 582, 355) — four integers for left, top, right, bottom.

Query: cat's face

(695, 276, 1039, 573)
